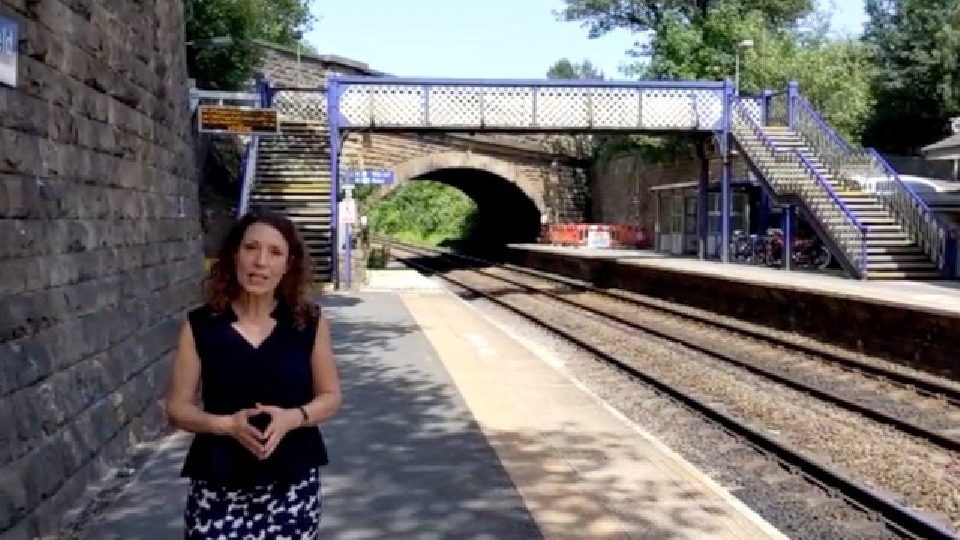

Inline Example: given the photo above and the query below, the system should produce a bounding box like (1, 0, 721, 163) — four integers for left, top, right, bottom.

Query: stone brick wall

(591, 151, 751, 231)
(0, 0, 202, 537)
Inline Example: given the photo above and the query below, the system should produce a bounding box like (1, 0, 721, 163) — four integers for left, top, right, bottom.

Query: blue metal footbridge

(224, 75, 958, 285)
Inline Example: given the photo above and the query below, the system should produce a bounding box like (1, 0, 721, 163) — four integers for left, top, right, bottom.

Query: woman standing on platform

(165, 212, 342, 539)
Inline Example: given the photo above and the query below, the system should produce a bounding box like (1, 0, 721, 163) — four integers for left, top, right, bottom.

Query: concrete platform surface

(74, 292, 540, 540)
(364, 268, 444, 292)
(71, 289, 784, 539)
(510, 243, 960, 316)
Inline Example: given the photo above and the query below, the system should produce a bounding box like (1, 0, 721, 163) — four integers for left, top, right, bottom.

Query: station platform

(69, 287, 784, 539)
(510, 244, 960, 315)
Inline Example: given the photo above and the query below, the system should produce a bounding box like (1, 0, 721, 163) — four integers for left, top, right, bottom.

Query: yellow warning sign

(197, 105, 279, 135)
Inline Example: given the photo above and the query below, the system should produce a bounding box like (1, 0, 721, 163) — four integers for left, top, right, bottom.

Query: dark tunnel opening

(410, 167, 543, 251)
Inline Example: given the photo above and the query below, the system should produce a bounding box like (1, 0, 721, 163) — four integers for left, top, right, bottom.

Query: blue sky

(305, 0, 867, 79)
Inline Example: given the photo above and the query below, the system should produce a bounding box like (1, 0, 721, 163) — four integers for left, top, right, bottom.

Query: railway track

(379, 239, 960, 540)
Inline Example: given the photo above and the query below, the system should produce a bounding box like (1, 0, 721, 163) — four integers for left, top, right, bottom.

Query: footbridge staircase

(730, 82, 957, 279)
(226, 76, 956, 284)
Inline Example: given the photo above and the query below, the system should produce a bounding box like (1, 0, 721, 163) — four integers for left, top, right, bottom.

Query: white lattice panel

(536, 88, 590, 128)
(640, 89, 693, 129)
(478, 89, 535, 127)
(273, 90, 326, 122)
(591, 88, 641, 128)
(336, 83, 724, 131)
(427, 86, 483, 126)
(339, 86, 425, 127)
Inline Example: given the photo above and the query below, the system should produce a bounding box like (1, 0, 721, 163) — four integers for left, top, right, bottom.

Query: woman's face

(234, 222, 290, 296)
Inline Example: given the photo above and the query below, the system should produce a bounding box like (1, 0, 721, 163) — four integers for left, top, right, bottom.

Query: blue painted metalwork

(344, 168, 395, 185)
(794, 150, 869, 274)
(234, 76, 270, 217)
(728, 95, 869, 277)
(782, 205, 792, 271)
(865, 148, 958, 278)
(327, 75, 727, 133)
(787, 87, 957, 277)
(760, 89, 774, 126)
(0, 14, 17, 87)
(719, 79, 735, 263)
(327, 80, 343, 288)
(786, 82, 798, 129)
(757, 90, 773, 238)
(697, 153, 709, 260)
(758, 193, 770, 234)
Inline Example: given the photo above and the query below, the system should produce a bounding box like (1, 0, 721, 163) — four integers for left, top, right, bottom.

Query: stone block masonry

(0, 0, 203, 537)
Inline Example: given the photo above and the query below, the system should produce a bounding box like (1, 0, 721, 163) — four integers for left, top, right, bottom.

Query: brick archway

(383, 151, 546, 213)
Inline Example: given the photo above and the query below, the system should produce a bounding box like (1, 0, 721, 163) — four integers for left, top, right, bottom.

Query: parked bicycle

(724, 229, 832, 270)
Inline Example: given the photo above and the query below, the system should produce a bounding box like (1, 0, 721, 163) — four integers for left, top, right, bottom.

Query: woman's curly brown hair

(205, 212, 319, 330)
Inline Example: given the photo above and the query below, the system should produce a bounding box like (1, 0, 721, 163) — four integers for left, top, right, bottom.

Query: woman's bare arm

(164, 318, 231, 435)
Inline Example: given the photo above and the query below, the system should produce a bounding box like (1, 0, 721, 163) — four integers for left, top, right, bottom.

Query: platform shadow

(75, 291, 741, 540)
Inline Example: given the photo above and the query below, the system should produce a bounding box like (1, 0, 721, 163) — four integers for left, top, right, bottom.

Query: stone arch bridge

(245, 41, 591, 282)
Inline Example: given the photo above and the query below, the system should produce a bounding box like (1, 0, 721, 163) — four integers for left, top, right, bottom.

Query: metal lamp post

(293, 30, 303, 86)
(734, 39, 754, 95)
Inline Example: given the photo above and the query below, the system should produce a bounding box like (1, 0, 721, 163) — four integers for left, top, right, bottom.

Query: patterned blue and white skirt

(184, 467, 322, 539)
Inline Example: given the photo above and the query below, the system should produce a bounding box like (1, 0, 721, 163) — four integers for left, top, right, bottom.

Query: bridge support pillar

(721, 155, 732, 263)
(782, 205, 793, 271)
(758, 192, 769, 234)
(327, 81, 343, 289)
(719, 78, 734, 264)
(696, 138, 710, 260)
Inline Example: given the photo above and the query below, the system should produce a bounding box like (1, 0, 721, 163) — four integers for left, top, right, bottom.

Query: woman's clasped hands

(222, 403, 303, 460)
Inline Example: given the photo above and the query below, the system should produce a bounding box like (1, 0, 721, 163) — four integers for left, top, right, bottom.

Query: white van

(846, 173, 955, 197)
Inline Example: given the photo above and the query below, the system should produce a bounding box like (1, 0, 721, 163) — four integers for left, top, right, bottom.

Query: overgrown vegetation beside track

(366, 181, 478, 247)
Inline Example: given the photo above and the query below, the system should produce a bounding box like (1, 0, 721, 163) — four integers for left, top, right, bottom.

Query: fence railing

(730, 96, 868, 276)
(786, 90, 956, 276)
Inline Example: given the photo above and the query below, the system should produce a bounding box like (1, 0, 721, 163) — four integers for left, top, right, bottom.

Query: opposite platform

(510, 244, 960, 316)
(71, 289, 784, 539)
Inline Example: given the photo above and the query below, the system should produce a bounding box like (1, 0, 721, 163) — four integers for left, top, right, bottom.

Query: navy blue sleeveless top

(180, 301, 329, 489)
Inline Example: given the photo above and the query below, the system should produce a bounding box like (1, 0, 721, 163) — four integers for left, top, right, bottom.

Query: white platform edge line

(444, 288, 791, 540)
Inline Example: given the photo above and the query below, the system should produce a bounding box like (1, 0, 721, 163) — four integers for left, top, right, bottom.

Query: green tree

(554, 0, 815, 40)
(641, 3, 873, 140)
(547, 58, 606, 79)
(861, 0, 960, 154)
(369, 181, 478, 245)
(558, 0, 872, 142)
(186, 0, 317, 90)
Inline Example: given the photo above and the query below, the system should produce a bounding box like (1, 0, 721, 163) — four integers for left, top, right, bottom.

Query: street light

(293, 30, 303, 87)
(734, 39, 754, 95)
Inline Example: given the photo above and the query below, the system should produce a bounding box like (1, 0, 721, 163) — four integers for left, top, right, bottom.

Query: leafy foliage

(186, 0, 317, 90)
(547, 58, 606, 79)
(555, 0, 815, 40)
(861, 0, 960, 154)
(641, 3, 872, 140)
(368, 181, 478, 245)
(558, 0, 872, 149)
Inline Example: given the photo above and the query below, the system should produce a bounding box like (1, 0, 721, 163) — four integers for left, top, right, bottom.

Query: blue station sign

(344, 168, 395, 185)
(0, 14, 17, 87)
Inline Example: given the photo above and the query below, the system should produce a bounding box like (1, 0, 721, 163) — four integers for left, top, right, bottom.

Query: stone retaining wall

(0, 0, 203, 536)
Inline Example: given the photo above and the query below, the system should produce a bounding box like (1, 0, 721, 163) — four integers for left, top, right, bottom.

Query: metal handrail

(730, 97, 868, 275)
(790, 93, 956, 275)
(237, 136, 259, 216)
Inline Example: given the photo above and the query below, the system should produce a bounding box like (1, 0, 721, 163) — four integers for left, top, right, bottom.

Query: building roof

(252, 39, 389, 76)
(921, 133, 960, 161)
